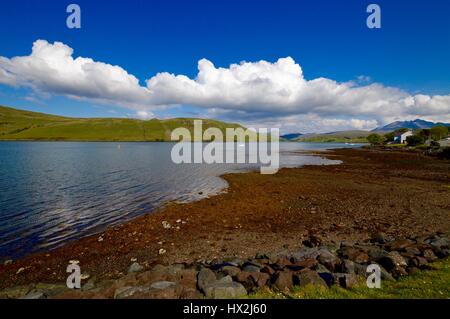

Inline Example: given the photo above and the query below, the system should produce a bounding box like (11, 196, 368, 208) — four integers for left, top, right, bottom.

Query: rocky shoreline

(1, 232, 448, 299)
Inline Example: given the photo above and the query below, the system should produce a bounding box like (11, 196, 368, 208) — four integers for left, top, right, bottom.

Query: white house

(393, 130, 413, 144)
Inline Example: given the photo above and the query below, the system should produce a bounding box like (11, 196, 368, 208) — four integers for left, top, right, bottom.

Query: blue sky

(1, 0, 449, 133)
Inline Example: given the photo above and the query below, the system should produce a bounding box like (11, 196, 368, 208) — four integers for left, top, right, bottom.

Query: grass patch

(249, 258, 450, 299)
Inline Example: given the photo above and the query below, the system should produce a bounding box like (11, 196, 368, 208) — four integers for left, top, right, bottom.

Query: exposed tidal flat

(0, 146, 449, 298)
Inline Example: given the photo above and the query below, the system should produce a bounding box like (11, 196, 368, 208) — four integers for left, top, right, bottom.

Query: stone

(136, 287, 181, 299)
(16, 267, 25, 275)
(255, 252, 269, 260)
(128, 262, 144, 274)
(355, 263, 394, 281)
(137, 265, 175, 285)
(176, 269, 198, 289)
(250, 272, 270, 289)
(388, 239, 415, 252)
(227, 258, 245, 267)
(235, 271, 270, 292)
(260, 265, 275, 276)
(203, 281, 247, 299)
(114, 286, 150, 299)
(318, 272, 335, 286)
(338, 259, 355, 274)
(217, 275, 233, 284)
(210, 262, 236, 271)
(271, 257, 292, 270)
(335, 273, 359, 288)
(109, 274, 139, 295)
(234, 271, 253, 291)
(81, 273, 90, 280)
(404, 246, 421, 256)
(317, 249, 340, 272)
(391, 266, 408, 278)
(197, 268, 217, 292)
(353, 263, 368, 276)
(20, 290, 47, 299)
(291, 247, 320, 262)
(410, 256, 428, 268)
(378, 251, 407, 271)
(366, 247, 389, 261)
(162, 221, 171, 229)
(293, 270, 327, 288)
(82, 280, 96, 291)
(150, 281, 176, 290)
(243, 260, 264, 268)
(288, 258, 318, 271)
(179, 288, 203, 299)
(315, 264, 331, 273)
(221, 266, 241, 277)
(302, 234, 323, 247)
(371, 232, 392, 244)
(0, 285, 32, 299)
(399, 251, 416, 260)
(271, 271, 293, 292)
(433, 247, 450, 259)
(242, 265, 261, 273)
(426, 236, 450, 249)
(422, 249, 438, 262)
(34, 283, 68, 296)
(379, 265, 395, 281)
(167, 264, 185, 275)
(338, 247, 370, 264)
(51, 290, 84, 299)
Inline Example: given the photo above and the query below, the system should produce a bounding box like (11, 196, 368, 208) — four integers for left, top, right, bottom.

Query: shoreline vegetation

(0, 147, 449, 299)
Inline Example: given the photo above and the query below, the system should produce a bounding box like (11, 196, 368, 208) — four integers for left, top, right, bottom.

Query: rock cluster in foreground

(1, 233, 448, 299)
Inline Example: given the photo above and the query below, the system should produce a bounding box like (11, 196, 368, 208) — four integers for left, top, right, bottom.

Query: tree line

(367, 125, 449, 147)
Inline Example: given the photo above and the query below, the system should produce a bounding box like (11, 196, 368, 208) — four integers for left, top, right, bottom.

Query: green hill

(293, 130, 371, 143)
(0, 105, 245, 141)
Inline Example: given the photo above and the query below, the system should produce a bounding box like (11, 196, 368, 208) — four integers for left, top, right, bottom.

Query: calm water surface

(0, 142, 361, 259)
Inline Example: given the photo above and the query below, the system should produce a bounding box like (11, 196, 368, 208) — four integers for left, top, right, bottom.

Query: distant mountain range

(372, 119, 450, 132)
(281, 119, 450, 142)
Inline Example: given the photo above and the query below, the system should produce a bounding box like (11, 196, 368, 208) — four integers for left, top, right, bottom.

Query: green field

(291, 130, 372, 143)
(249, 258, 450, 299)
(294, 136, 368, 143)
(0, 105, 245, 141)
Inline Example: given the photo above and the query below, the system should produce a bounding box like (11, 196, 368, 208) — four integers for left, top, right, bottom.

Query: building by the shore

(393, 130, 413, 144)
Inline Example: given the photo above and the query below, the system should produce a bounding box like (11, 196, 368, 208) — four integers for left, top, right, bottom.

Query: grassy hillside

(0, 105, 245, 141)
(293, 130, 371, 143)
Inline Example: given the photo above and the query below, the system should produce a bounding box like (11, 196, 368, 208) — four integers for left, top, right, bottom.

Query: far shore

(0, 147, 449, 290)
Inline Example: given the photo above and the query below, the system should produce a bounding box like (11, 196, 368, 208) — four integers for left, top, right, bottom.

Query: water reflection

(0, 142, 358, 259)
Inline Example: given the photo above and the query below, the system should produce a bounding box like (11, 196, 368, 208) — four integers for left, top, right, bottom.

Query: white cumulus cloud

(0, 40, 152, 111)
(1, 39, 449, 131)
